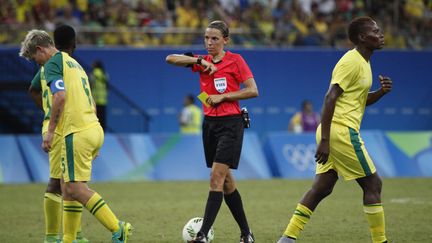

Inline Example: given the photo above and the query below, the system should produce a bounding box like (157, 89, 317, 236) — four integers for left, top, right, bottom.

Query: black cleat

(191, 231, 208, 243)
(240, 231, 255, 243)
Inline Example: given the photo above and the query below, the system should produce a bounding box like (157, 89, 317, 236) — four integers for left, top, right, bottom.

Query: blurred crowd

(1, 0, 431, 49)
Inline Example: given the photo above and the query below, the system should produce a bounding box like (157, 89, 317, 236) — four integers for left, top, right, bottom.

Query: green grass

(1, 178, 431, 243)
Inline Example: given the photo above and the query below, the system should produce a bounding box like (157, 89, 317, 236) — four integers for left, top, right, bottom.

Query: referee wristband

(197, 56, 203, 65)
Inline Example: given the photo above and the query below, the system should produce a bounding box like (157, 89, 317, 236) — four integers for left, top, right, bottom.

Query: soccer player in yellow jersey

(28, 25, 89, 243)
(20, 30, 133, 243)
(278, 16, 392, 243)
(179, 94, 202, 134)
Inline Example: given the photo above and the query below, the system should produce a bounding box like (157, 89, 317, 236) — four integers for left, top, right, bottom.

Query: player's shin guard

(283, 203, 312, 239)
(63, 200, 82, 243)
(44, 192, 62, 237)
(364, 204, 387, 243)
(85, 192, 119, 232)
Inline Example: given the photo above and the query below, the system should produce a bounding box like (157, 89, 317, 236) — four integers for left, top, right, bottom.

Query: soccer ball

(182, 217, 215, 242)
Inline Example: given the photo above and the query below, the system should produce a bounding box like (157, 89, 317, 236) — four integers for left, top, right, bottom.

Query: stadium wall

(1, 131, 431, 184)
(1, 48, 431, 134)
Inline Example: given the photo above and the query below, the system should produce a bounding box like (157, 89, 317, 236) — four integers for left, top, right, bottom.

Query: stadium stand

(0, 0, 431, 48)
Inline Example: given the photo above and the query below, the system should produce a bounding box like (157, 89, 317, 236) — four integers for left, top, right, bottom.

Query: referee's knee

(209, 173, 225, 191)
(223, 182, 236, 194)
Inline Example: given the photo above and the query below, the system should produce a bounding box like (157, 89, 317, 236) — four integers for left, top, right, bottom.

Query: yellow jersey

(330, 49, 372, 131)
(180, 104, 202, 134)
(44, 52, 99, 136)
(90, 67, 108, 105)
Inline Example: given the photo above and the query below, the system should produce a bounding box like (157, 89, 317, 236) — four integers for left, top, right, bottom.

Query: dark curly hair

(54, 25, 76, 50)
(348, 16, 375, 45)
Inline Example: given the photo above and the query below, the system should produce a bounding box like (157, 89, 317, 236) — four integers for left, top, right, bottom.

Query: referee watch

(197, 56, 203, 65)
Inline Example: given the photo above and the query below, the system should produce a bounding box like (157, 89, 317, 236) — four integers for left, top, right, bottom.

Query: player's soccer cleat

(75, 231, 89, 243)
(112, 221, 133, 243)
(240, 230, 255, 243)
(191, 231, 208, 243)
(75, 238, 88, 243)
(277, 235, 296, 243)
(75, 237, 89, 243)
(44, 235, 61, 243)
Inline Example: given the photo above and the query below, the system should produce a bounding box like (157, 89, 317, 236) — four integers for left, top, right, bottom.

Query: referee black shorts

(202, 114, 244, 169)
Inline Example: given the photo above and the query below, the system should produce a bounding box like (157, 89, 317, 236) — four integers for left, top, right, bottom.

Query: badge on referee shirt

(214, 77, 227, 93)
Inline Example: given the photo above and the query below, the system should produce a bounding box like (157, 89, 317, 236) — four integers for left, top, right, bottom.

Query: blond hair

(19, 29, 54, 60)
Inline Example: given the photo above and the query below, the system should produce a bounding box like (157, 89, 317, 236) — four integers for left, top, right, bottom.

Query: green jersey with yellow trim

(31, 67, 63, 135)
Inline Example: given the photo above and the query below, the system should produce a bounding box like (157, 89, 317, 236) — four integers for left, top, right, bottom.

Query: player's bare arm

(366, 75, 392, 106)
(42, 90, 65, 152)
(315, 84, 343, 164)
(207, 78, 258, 106)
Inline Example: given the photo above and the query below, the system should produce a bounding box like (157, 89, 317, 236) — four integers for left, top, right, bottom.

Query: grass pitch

(0, 178, 431, 243)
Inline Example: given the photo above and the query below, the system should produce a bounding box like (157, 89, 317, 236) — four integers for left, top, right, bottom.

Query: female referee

(166, 20, 258, 243)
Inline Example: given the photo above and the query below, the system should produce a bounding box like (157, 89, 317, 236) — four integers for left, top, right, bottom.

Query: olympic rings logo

(282, 143, 316, 171)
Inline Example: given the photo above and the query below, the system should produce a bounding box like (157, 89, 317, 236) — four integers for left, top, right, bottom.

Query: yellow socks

(281, 203, 386, 242)
(44, 192, 62, 238)
(85, 192, 119, 232)
(283, 203, 312, 239)
(364, 204, 387, 243)
(63, 200, 83, 243)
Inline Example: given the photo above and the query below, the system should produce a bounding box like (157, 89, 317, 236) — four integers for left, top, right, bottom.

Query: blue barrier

(264, 131, 432, 179)
(0, 136, 31, 183)
(0, 132, 271, 183)
(1, 131, 430, 184)
(75, 49, 432, 134)
(264, 132, 317, 178)
(1, 48, 431, 134)
(385, 131, 432, 177)
(17, 135, 50, 182)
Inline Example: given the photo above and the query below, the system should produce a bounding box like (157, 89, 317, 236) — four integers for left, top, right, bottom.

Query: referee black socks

(224, 189, 250, 236)
(200, 191, 223, 235)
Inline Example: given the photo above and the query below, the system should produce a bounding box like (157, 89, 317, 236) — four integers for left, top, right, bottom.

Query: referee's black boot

(240, 230, 254, 243)
(191, 231, 207, 243)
